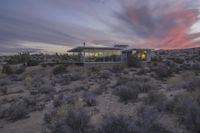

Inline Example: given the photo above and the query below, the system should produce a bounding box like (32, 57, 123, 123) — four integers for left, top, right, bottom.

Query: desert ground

(0, 50, 200, 133)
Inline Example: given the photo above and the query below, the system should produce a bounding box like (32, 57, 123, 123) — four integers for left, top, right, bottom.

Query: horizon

(0, 0, 200, 54)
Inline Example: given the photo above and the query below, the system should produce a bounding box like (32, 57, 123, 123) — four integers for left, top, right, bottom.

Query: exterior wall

(68, 47, 153, 64)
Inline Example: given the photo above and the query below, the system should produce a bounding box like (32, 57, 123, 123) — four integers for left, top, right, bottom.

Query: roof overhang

(68, 46, 121, 52)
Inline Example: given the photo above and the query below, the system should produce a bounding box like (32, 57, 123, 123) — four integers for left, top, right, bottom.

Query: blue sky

(0, 0, 200, 54)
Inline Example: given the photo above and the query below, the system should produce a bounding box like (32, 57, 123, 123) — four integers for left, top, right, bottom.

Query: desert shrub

(0, 87, 7, 95)
(45, 108, 90, 133)
(154, 65, 172, 79)
(30, 85, 54, 95)
(173, 58, 184, 64)
(180, 63, 191, 71)
(0, 78, 10, 86)
(0, 105, 9, 119)
(182, 78, 200, 91)
(89, 66, 100, 73)
(98, 114, 134, 133)
(98, 108, 171, 133)
(99, 70, 112, 79)
(137, 106, 172, 133)
(114, 85, 139, 102)
(180, 102, 200, 132)
(191, 62, 200, 72)
(8, 52, 31, 64)
(2, 65, 13, 75)
(166, 95, 200, 132)
(137, 68, 147, 75)
(144, 91, 167, 111)
(115, 76, 130, 86)
(14, 66, 26, 74)
(151, 56, 162, 62)
(127, 55, 141, 68)
(70, 73, 84, 81)
(111, 65, 125, 73)
(53, 94, 64, 108)
(27, 59, 40, 66)
(53, 65, 66, 75)
(22, 96, 40, 112)
(52, 74, 71, 86)
(82, 92, 97, 107)
(165, 96, 186, 114)
(127, 80, 156, 93)
(93, 83, 107, 95)
(41, 63, 47, 68)
(6, 100, 28, 121)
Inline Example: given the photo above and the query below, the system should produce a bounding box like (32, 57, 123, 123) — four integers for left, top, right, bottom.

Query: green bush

(53, 65, 66, 75)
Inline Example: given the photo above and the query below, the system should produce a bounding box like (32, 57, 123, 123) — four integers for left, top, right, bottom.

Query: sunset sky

(0, 0, 200, 55)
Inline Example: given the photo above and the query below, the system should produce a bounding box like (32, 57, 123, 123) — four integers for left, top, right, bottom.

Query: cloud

(0, 0, 200, 54)
(112, 0, 200, 49)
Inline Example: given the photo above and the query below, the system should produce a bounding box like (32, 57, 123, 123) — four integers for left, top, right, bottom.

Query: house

(67, 44, 153, 64)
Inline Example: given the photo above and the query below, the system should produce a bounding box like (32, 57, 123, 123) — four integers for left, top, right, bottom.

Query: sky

(0, 0, 200, 55)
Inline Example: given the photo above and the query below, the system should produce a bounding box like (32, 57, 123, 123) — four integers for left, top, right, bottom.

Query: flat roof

(122, 48, 152, 51)
(68, 46, 121, 52)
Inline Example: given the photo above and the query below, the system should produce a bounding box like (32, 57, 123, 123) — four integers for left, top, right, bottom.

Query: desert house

(67, 44, 153, 64)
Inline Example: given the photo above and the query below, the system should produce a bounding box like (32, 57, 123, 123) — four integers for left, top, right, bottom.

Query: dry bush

(5, 99, 28, 121)
(0, 86, 7, 95)
(111, 65, 125, 73)
(82, 92, 97, 107)
(44, 107, 90, 133)
(0, 78, 10, 86)
(98, 113, 134, 133)
(136, 106, 171, 133)
(154, 64, 173, 79)
(98, 106, 171, 133)
(114, 85, 139, 103)
(99, 70, 112, 79)
(144, 91, 167, 111)
(127, 80, 156, 93)
(165, 94, 200, 132)
(30, 84, 55, 95)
